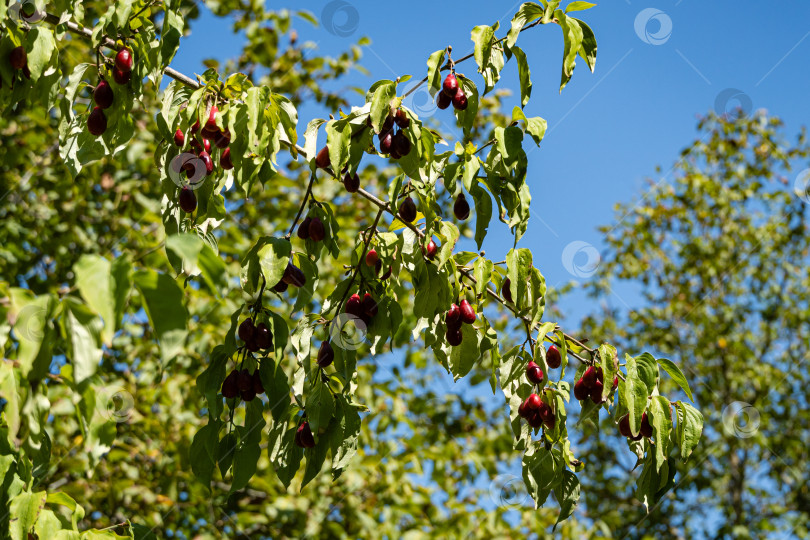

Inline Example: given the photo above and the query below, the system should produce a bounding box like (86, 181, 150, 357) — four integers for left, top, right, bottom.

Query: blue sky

(173, 1, 810, 327)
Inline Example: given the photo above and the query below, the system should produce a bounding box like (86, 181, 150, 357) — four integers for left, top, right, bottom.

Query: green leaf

(522, 446, 563, 506)
(512, 107, 547, 146)
(256, 238, 293, 290)
(572, 17, 597, 72)
(133, 270, 188, 363)
(259, 356, 291, 423)
(165, 234, 228, 297)
(622, 354, 650, 437)
(506, 248, 533, 311)
(471, 24, 496, 76)
(649, 396, 673, 472)
(507, 3, 546, 49)
(511, 46, 533, 108)
(369, 81, 396, 133)
(453, 76, 479, 138)
(325, 119, 352, 173)
(267, 421, 303, 489)
(555, 10, 585, 92)
(449, 324, 483, 380)
(231, 400, 266, 492)
(9, 491, 46, 540)
(331, 395, 361, 479)
(62, 298, 104, 386)
(565, 1, 596, 12)
(674, 401, 703, 462)
(306, 378, 334, 435)
(189, 422, 219, 486)
(553, 470, 580, 529)
(657, 357, 694, 402)
(426, 49, 446, 97)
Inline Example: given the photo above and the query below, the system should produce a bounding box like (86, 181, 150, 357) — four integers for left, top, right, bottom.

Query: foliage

(0, 0, 703, 537)
(578, 111, 810, 538)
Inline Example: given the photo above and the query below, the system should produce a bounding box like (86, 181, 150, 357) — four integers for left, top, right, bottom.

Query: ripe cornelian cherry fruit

(315, 146, 330, 169)
(112, 67, 131, 85)
(295, 422, 316, 448)
(399, 196, 417, 223)
(394, 108, 410, 129)
(526, 361, 544, 385)
(436, 91, 452, 110)
(93, 80, 114, 109)
(115, 48, 133, 72)
(459, 300, 476, 324)
(547, 345, 562, 369)
(573, 378, 589, 401)
(501, 278, 513, 303)
(379, 130, 394, 154)
(424, 239, 438, 260)
(282, 263, 306, 287)
(297, 217, 311, 240)
(308, 217, 326, 242)
(454, 193, 470, 220)
(220, 147, 233, 170)
(87, 107, 107, 136)
(446, 303, 461, 327)
(9, 46, 27, 70)
(442, 73, 458, 97)
(453, 88, 468, 111)
(205, 105, 218, 132)
(221, 371, 239, 399)
(317, 341, 335, 367)
(365, 249, 379, 267)
(173, 128, 185, 147)
(446, 327, 463, 346)
(238, 319, 255, 343)
(343, 172, 360, 193)
(345, 293, 363, 318)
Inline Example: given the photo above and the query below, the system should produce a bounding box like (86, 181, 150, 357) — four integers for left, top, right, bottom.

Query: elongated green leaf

(9, 491, 46, 540)
(511, 46, 533, 108)
(649, 396, 673, 471)
(62, 298, 103, 385)
(553, 470, 580, 529)
(507, 3, 546, 49)
(426, 49, 446, 97)
(622, 354, 650, 436)
(675, 401, 703, 461)
(657, 357, 694, 402)
(133, 270, 188, 362)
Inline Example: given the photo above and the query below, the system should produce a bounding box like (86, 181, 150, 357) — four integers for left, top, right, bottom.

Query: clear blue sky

(173, 1, 810, 327)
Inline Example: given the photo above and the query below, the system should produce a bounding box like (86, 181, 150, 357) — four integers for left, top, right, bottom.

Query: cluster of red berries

(238, 318, 273, 352)
(445, 299, 476, 346)
(437, 73, 468, 111)
(344, 292, 379, 326)
(377, 109, 412, 160)
(297, 215, 326, 242)
(295, 421, 316, 448)
(573, 365, 617, 404)
(88, 48, 133, 137)
(272, 262, 307, 293)
(221, 368, 265, 402)
(518, 393, 556, 429)
(174, 105, 234, 213)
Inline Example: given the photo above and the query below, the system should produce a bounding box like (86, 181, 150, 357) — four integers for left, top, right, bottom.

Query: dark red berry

(526, 361, 544, 385)
(112, 67, 131, 85)
(446, 327, 463, 346)
(526, 394, 542, 411)
(308, 217, 326, 242)
(590, 379, 604, 404)
(392, 131, 411, 157)
(547, 345, 562, 369)
(220, 147, 233, 170)
(315, 146, 330, 169)
(365, 249, 379, 267)
(459, 300, 476, 324)
(317, 341, 334, 368)
(87, 107, 107, 136)
(9, 46, 27, 70)
(238, 319, 255, 343)
(179, 187, 197, 213)
(173, 128, 185, 147)
(573, 378, 589, 401)
(198, 151, 214, 175)
(282, 263, 306, 287)
(424, 239, 438, 260)
(214, 129, 231, 149)
(453, 193, 470, 220)
(93, 80, 114, 109)
(446, 304, 461, 327)
(252, 370, 265, 394)
(501, 278, 513, 303)
(452, 88, 468, 111)
(640, 412, 653, 438)
(296, 422, 315, 448)
(394, 108, 410, 129)
(115, 48, 133, 72)
(204, 105, 219, 132)
(343, 172, 360, 193)
(436, 92, 452, 110)
(221, 371, 239, 399)
(442, 73, 458, 97)
(255, 322, 272, 350)
(582, 366, 598, 389)
(274, 280, 289, 293)
(345, 293, 363, 318)
(619, 414, 632, 438)
(399, 197, 417, 223)
(379, 130, 393, 154)
(297, 217, 312, 240)
(237, 369, 252, 393)
(362, 293, 378, 318)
